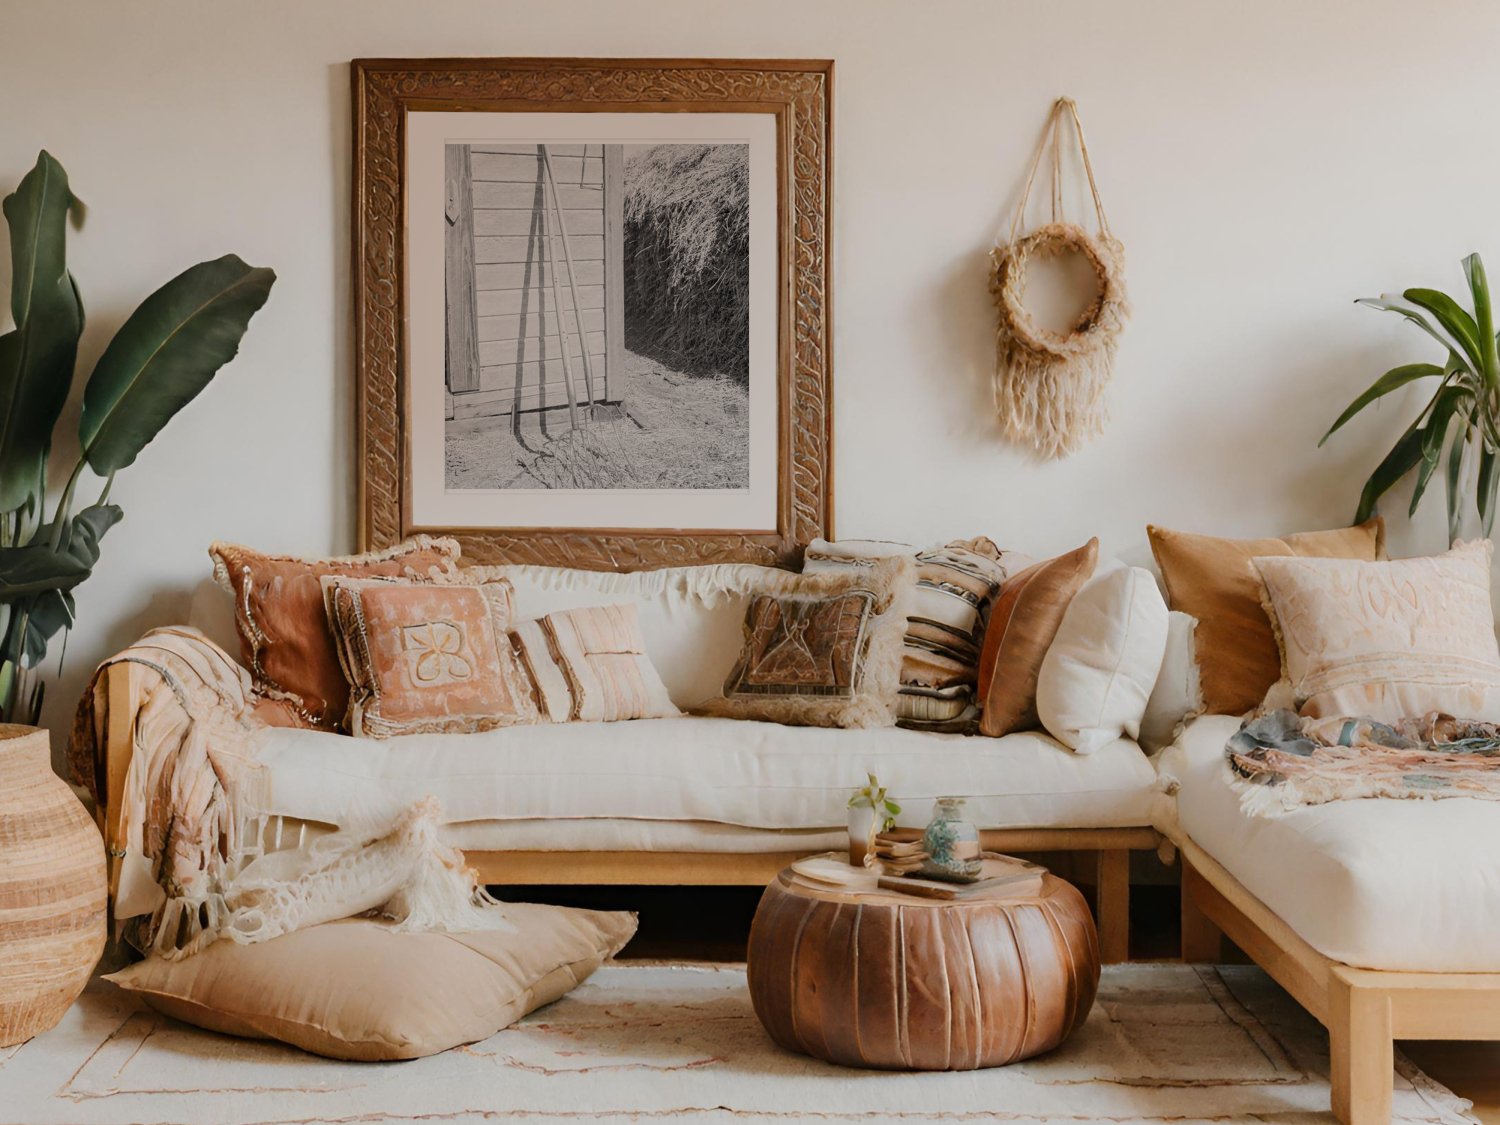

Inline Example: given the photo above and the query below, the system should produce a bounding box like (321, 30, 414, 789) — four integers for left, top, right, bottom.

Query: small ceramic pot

(921, 796, 983, 882)
(847, 805, 878, 866)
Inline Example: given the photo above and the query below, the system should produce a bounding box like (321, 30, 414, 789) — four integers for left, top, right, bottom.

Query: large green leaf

(1355, 421, 1426, 524)
(0, 151, 83, 512)
(0, 542, 90, 598)
(79, 254, 274, 474)
(1320, 362, 1443, 445)
(1404, 287, 1483, 372)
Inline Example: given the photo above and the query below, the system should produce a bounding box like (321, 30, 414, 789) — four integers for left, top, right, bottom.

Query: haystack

(623, 144, 749, 382)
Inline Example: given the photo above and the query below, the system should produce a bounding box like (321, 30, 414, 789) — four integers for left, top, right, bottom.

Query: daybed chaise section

(1163, 715, 1500, 1125)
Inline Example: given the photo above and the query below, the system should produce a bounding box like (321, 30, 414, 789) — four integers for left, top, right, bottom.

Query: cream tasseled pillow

(1254, 540, 1500, 722)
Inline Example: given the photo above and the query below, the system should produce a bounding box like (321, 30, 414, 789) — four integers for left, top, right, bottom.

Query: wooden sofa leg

(1094, 849, 1129, 964)
(1179, 858, 1224, 963)
(1328, 968, 1393, 1125)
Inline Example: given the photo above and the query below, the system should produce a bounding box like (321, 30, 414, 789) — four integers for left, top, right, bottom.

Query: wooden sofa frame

(1179, 835, 1500, 1125)
(99, 661, 1156, 963)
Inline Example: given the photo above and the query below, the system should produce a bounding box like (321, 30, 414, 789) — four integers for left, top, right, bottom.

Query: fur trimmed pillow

(803, 537, 1027, 731)
(698, 555, 916, 729)
(322, 574, 540, 738)
(210, 537, 461, 730)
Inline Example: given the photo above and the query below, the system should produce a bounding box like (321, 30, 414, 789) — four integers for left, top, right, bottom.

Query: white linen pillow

(1036, 564, 1169, 754)
(1138, 611, 1202, 751)
(1254, 540, 1500, 722)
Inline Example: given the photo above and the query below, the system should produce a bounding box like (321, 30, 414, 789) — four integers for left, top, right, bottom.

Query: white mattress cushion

(1159, 714, 1500, 972)
(249, 717, 1158, 834)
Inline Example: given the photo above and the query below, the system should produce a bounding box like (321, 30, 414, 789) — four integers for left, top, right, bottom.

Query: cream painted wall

(2, 0, 1497, 745)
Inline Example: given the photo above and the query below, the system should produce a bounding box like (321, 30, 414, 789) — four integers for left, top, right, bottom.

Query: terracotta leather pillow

(977, 539, 1098, 738)
(210, 537, 461, 730)
(105, 904, 637, 1061)
(323, 575, 540, 738)
(1147, 518, 1385, 716)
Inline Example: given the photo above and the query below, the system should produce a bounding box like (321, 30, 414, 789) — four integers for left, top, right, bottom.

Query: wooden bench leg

(1094, 848, 1130, 964)
(1179, 858, 1224, 963)
(1329, 968, 1393, 1125)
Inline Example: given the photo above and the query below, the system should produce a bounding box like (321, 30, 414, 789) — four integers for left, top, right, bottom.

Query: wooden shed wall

(447, 144, 623, 420)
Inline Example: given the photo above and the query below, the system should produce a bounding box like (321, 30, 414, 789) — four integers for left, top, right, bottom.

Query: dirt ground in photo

(445, 350, 749, 490)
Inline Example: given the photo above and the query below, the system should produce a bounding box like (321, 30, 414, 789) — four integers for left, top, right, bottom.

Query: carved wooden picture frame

(352, 58, 833, 569)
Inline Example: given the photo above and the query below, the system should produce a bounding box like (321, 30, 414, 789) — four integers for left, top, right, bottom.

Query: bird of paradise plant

(0, 151, 274, 724)
(1323, 253, 1500, 545)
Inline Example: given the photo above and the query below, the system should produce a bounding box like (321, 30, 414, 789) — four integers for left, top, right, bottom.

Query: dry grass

(623, 144, 749, 382)
(445, 351, 748, 491)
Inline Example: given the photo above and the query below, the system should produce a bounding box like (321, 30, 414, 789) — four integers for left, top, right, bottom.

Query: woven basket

(0, 724, 106, 1046)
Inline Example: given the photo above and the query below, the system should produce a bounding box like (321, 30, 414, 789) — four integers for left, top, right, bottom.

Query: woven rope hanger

(990, 97, 1129, 460)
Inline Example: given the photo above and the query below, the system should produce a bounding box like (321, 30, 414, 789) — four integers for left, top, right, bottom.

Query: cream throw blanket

(70, 627, 510, 960)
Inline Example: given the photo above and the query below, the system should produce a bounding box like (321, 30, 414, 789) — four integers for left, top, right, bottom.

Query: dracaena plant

(0, 151, 274, 725)
(1323, 253, 1500, 544)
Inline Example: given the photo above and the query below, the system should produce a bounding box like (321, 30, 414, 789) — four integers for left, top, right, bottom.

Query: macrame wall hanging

(990, 97, 1129, 460)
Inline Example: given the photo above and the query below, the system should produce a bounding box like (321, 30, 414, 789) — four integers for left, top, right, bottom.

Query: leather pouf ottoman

(747, 866, 1099, 1070)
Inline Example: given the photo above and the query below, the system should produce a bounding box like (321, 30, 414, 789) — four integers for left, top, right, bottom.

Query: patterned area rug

(0, 962, 1475, 1124)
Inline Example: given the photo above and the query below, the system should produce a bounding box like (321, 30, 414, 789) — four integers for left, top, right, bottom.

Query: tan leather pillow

(1147, 518, 1385, 716)
(210, 537, 461, 729)
(323, 575, 540, 737)
(977, 539, 1099, 737)
(105, 904, 637, 1061)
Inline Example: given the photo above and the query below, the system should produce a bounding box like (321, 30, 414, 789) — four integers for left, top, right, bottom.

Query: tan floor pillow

(105, 903, 636, 1060)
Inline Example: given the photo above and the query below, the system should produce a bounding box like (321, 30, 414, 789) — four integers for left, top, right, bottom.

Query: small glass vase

(921, 797, 983, 882)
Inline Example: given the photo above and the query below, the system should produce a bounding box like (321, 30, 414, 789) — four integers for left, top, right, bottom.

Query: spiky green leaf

(79, 255, 274, 474)
(1481, 447, 1500, 536)
(1355, 421, 1426, 524)
(1404, 287, 1484, 373)
(1410, 388, 1469, 517)
(1321, 363, 1443, 445)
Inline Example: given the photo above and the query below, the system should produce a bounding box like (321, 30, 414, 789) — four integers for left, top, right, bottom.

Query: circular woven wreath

(990, 221, 1127, 360)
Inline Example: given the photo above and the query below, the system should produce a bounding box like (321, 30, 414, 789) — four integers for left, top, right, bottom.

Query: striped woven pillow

(803, 538, 1025, 732)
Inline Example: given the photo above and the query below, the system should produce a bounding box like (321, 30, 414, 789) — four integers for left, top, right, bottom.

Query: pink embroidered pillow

(510, 603, 679, 723)
(322, 575, 539, 738)
(1254, 540, 1500, 722)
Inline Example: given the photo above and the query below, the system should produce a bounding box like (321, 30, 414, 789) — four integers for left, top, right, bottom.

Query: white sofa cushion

(249, 717, 1158, 834)
(1158, 714, 1500, 972)
(1035, 564, 1168, 754)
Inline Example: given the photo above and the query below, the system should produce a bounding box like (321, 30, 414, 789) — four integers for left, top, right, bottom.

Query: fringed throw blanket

(70, 627, 509, 959)
(1227, 708, 1500, 816)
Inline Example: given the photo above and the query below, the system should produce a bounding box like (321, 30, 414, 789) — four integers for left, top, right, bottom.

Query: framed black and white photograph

(353, 59, 833, 569)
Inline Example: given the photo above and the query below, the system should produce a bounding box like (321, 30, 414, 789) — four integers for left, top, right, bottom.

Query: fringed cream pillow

(1254, 540, 1500, 723)
(698, 555, 916, 729)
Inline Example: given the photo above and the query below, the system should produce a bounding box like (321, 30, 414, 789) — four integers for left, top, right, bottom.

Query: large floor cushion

(1159, 715, 1500, 972)
(249, 717, 1159, 833)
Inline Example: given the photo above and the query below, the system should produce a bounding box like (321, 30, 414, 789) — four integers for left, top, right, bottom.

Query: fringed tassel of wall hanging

(991, 97, 1129, 460)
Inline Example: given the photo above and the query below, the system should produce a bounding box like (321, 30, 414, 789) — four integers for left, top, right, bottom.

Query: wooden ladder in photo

(538, 143, 598, 429)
